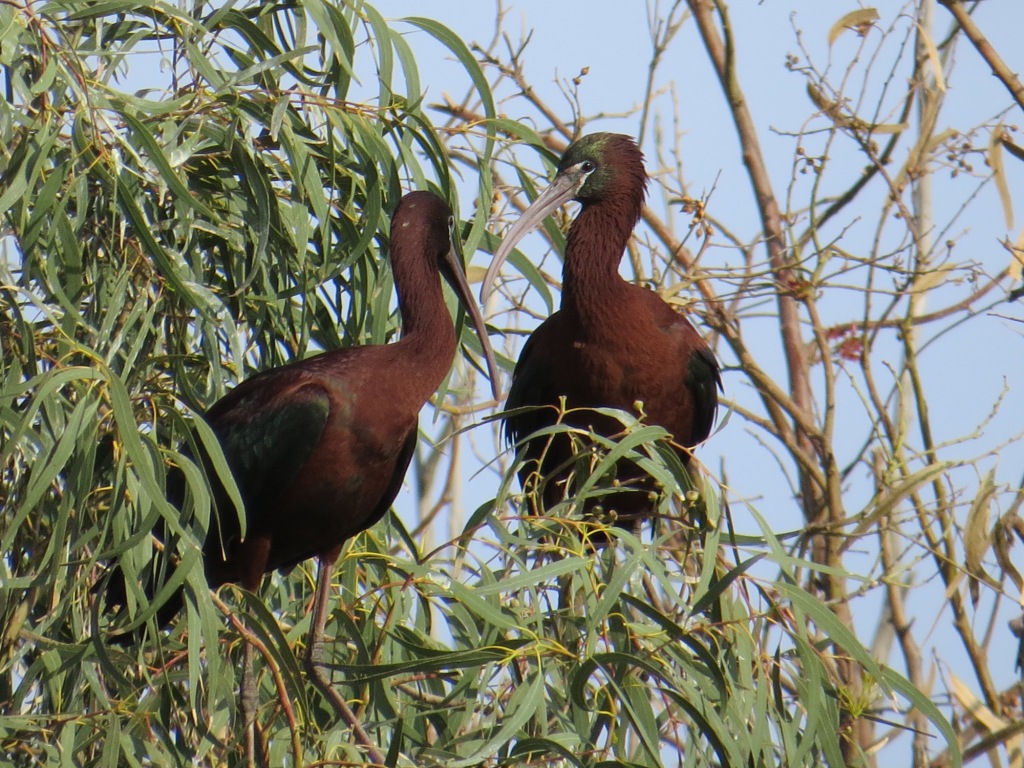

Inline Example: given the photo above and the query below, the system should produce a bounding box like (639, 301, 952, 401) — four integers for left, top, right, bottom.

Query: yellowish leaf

(1007, 231, 1024, 282)
(950, 667, 1022, 768)
(964, 469, 997, 605)
(993, 513, 1024, 601)
(925, 127, 961, 155)
(808, 83, 854, 129)
(806, 82, 905, 136)
(990, 125, 1014, 230)
(828, 9, 880, 46)
(948, 672, 1006, 734)
(915, 23, 946, 92)
(910, 265, 953, 294)
(807, 82, 835, 113)
(464, 264, 488, 284)
(857, 462, 951, 539)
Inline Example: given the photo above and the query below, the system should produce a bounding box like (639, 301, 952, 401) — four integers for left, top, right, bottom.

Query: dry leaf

(807, 83, 838, 115)
(828, 9, 880, 46)
(990, 125, 1014, 230)
(993, 513, 1024, 600)
(911, 265, 953, 294)
(915, 22, 946, 92)
(964, 469, 997, 606)
(1008, 231, 1024, 282)
(464, 264, 488, 284)
(948, 671, 1012, 767)
(806, 83, 905, 136)
(949, 671, 1006, 732)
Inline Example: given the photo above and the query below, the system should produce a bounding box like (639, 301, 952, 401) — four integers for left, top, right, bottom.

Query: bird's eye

(580, 160, 596, 173)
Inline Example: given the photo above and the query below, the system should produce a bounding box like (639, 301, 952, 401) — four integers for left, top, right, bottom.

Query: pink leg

(303, 555, 385, 766)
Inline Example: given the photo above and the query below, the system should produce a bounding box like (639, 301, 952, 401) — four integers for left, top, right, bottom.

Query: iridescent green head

(556, 133, 647, 204)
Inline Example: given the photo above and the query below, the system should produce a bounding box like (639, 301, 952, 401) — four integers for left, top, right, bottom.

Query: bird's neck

(392, 260, 457, 394)
(561, 200, 638, 323)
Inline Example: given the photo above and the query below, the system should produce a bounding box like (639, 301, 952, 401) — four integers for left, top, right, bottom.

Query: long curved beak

(479, 171, 583, 302)
(442, 245, 502, 401)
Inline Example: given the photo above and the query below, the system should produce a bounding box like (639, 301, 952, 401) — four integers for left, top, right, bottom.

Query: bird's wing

(504, 315, 561, 450)
(362, 426, 417, 533)
(686, 342, 722, 446)
(648, 295, 722, 446)
(201, 372, 332, 540)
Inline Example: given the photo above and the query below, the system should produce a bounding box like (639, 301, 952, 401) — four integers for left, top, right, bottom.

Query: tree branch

(937, 0, 1024, 114)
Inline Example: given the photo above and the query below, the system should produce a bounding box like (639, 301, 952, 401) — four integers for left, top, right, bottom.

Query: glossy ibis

(111, 191, 499, 762)
(482, 133, 720, 532)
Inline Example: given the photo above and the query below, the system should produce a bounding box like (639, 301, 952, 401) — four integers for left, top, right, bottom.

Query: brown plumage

(483, 134, 720, 530)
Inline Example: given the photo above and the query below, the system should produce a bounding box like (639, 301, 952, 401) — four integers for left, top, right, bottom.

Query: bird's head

(480, 133, 648, 301)
(556, 133, 647, 206)
(391, 190, 453, 269)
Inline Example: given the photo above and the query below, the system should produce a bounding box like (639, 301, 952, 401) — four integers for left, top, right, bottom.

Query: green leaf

(118, 110, 218, 220)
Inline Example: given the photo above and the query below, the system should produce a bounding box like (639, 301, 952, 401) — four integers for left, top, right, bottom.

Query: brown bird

(482, 133, 720, 532)
(110, 190, 499, 762)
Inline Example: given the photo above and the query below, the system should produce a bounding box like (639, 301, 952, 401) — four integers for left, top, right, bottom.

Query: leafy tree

(1, 0, 1020, 766)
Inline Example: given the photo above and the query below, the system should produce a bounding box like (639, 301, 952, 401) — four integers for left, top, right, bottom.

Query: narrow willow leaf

(100, 362, 180, 523)
(471, 556, 589, 595)
(220, 45, 318, 93)
(793, 633, 845, 766)
(689, 552, 766, 618)
(339, 640, 527, 684)
(827, 8, 879, 46)
(186, 412, 246, 540)
(20, 156, 67, 256)
(510, 737, 587, 768)
(301, 0, 356, 79)
(403, 17, 496, 125)
(444, 578, 519, 631)
(964, 468, 997, 603)
(776, 580, 886, 685)
(447, 671, 544, 767)
(662, 687, 744, 767)
(118, 110, 217, 219)
(19, 393, 99, 515)
(362, 4, 395, 102)
(990, 125, 1014, 230)
(880, 667, 962, 767)
(0, 123, 59, 214)
(915, 21, 947, 92)
(231, 144, 273, 266)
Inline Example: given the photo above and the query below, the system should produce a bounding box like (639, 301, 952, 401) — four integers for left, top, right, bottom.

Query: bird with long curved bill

(105, 191, 499, 764)
(481, 133, 721, 534)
